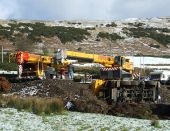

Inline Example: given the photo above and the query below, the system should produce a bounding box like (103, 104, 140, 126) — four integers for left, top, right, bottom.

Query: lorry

(55, 49, 160, 103)
(149, 70, 170, 85)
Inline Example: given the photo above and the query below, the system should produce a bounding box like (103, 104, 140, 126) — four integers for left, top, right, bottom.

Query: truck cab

(150, 70, 170, 84)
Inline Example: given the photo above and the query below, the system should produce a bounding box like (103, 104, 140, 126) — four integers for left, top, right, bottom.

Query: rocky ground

(10, 79, 170, 120)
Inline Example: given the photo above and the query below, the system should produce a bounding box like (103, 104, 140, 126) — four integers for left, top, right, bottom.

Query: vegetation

(151, 119, 161, 128)
(0, 53, 18, 71)
(97, 32, 124, 41)
(123, 27, 170, 47)
(0, 22, 91, 44)
(0, 62, 18, 71)
(106, 22, 117, 27)
(0, 95, 64, 115)
(85, 27, 95, 30)
(128, 22, 145, 27)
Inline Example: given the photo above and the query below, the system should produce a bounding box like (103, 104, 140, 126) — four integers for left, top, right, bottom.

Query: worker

(60, 68, 65, 79)
(45, 65, 56, 79)
(67, 63, 74, 79)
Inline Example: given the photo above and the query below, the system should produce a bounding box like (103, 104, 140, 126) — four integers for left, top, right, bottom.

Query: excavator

(13, 49, 160, 103)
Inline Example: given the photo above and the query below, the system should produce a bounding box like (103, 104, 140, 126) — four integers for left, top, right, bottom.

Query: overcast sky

(0, 0, 169, 20)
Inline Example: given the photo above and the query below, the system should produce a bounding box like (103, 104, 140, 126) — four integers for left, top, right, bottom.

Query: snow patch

(1, 108, 170, 131)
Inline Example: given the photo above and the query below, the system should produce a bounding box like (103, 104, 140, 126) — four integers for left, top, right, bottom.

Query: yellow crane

(55, 49, 159, 103)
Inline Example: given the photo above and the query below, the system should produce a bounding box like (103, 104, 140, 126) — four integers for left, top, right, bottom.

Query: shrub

(0, 22, 91, 44)
(50, 98, 64, 113)
(0, 62, 18, 71)
(123, 27, 170, 47)
(32, 98, 45, 115)
(106, 22, 117, 27)
(97, 32, 124, 41)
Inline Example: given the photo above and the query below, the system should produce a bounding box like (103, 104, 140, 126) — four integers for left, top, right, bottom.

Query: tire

(120, 81, 131, 86)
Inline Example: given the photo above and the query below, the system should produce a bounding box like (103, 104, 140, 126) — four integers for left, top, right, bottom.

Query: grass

(119, 126, 129, 131)
(0, 95, 64, 115)
(151, 119, 161, 128)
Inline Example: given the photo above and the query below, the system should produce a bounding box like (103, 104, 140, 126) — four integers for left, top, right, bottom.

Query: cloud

(0, 0, 20, 19)
(0, 0, 170, 20)
(110, 0, 170, 19)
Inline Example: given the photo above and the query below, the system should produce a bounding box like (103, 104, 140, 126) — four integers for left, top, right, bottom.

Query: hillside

(0, 17, 170, 56)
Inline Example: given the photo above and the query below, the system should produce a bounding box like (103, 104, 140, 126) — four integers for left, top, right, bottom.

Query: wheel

(120, 81, 131, 86)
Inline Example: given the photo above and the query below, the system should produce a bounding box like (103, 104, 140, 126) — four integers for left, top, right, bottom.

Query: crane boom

(55, 49, 133, 73)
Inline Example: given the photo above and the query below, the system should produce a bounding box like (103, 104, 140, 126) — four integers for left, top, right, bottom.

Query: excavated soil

(10, 79, 170, 119)
(159, 86, 170, 103)
(11, 79, 108, 114)
(108, 103, 170, 120)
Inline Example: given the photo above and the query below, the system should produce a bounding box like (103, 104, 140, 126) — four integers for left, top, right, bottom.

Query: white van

(149, 70, 170, 84)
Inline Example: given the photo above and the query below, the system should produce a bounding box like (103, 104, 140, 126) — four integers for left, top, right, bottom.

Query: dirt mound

(0, 77, 11, 92)
(108, 103, 170, 120)
(160, 86, 170, 103)
(11, 79, 108, 114)
(151, 104, 170, 119)
(108, 103, 156, 119)
(11, 79, 170, 119)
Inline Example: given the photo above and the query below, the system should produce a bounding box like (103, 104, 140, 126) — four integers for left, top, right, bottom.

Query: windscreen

(150, 74, 161, 80)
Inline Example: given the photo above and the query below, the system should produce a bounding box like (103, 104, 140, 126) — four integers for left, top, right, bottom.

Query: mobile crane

(16, 51, 53, 79)
(55, 49, 160, 103)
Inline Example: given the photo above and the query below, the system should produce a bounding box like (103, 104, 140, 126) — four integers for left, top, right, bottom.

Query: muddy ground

(11, 79, 108, 114)
(11, 79, 170, 120)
